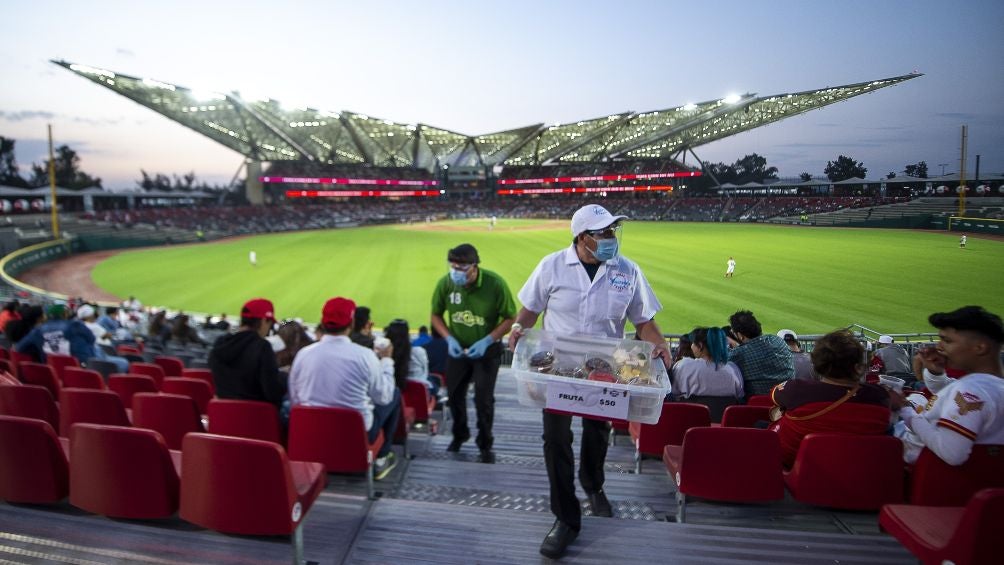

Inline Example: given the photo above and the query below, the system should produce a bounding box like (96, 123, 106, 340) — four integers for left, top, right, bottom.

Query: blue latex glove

(446, 335, 465, 358)
(465, 335, 495, 359)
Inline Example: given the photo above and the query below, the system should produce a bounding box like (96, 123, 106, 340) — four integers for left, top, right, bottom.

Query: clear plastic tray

(502, 328, 670, 424)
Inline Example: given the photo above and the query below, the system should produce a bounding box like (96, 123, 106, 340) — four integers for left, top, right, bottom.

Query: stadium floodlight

(682, 103, 697, 111)
(189, 89, 226, 101)
(723, 94, 741, 104)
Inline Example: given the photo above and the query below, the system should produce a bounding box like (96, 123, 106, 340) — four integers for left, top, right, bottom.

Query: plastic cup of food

(878, 374, 905, 393)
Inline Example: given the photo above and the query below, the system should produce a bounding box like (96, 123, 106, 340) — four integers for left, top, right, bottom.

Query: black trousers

(446, 342, 502, 450)
(542, 410, 610, 530)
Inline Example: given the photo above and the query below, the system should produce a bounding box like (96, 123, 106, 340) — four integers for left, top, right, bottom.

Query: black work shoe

(539, 520, 578, 559)
(446, 434, 469, 452)
(587, 490, 613, 517)
(479, 449, 496, 464)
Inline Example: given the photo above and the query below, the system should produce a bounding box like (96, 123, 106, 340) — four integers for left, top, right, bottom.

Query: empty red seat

(62, 367, 106, 390)
(161, 377, 213, 414)
(880, 487, 1003, 565)
(18, 362, 62, 399)
(153, 355, 185, 377)
(116, 344, 143, 356)
(107, 374, 159, 406)
(0, 415, 69, 503)
(128, 362, 166, 389)
(132, 393, 205, 450)
(180, 433, 326, 564)
(720, 405, 771, 428)
(403, 380, 437, 432)
(629, 402, 711, 473)
(664, 427, 784, 522)
(181, 368, 215, 395)
(746, 394, 773, 407)
(910, 445, 1004, 507)
(0, 358, 17, 381)
(46, 353, 80, 382)
(206, 399, 282, 444)
(59, 388, 131, 437)
(0, 384, 60, 431)
(288, 405, 384, 499)
(10, 350, 35, 367)
(784, 433, 905, 510)
(69, 423, 181, 518)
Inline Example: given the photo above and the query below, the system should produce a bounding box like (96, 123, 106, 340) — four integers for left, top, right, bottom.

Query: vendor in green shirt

(431, 243, 516, 464)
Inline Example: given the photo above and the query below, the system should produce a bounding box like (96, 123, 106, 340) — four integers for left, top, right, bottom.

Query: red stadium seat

(107, 374, 159, 407)
(180, 433, 326, 564)
(62, 367, 106, 390)
(132, 393, 205, 450)
(10, 350, 35, 367)
(69, 423, 181, 519)
(287, 405, 384, 500)
(746, 394, 773, 407)
(0, 348, 8, 361)
(664, 427, 784, 523)
(128, 362, 166, 389)
(18, 362, 61, 399)
(403, 380, 437, 433)
(59, 388, 131, 437)
(784, 433, 905, 510)
(116, 344, 143, 357)
(629, 402, 711, 473)
(0, 415, 69, 503)
(161, 377, 213, 414)
(0, 358, 17, 381)
(880, 488, 1003, 565)
(0, 384, 60, 431)
(720, 405, 771, 428)
(46, 353, 80, 382)
(153, 355, 185, 377)
(181, 368, 215, 395)
(910, 445, 1004, 507)
(206, 399, 282, 444)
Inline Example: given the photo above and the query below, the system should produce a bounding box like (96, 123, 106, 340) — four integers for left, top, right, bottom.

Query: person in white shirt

(249, 250, 257, 266)
(889, 306, 1004, 465)
(289, 297, 402, 479)
(508, 204, 670, 559)
(725, 256, 736, 278)
(75, 304, 130, 373)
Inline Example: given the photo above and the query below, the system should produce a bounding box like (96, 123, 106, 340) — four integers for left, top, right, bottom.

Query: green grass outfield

(91, 218, 1004, 335)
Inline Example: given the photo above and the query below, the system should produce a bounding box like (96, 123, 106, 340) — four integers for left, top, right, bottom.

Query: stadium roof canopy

(55, 60, 920, 171)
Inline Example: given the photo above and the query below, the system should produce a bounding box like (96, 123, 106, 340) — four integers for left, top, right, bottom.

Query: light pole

(938, 163, 949, 176)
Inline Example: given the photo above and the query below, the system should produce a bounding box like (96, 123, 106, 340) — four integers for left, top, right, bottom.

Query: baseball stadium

(0, 59, 1001, 564)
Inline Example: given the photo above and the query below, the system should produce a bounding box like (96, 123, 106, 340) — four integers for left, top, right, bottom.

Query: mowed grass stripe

(91, 220, 1004, 334)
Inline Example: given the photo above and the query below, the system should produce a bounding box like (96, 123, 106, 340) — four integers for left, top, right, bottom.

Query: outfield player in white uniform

(960, 234, 967, 248)
(889, 306, 1004, 465)
(249, 250, 257, 267)
(725, 256, 736, 278)
(508, 204, 670, 559)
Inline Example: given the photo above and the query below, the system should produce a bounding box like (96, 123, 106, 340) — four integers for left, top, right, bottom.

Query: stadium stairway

(0, 370, 915, 564)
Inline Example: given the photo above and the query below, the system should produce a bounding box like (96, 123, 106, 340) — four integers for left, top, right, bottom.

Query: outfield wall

(0, 238, 82, 300)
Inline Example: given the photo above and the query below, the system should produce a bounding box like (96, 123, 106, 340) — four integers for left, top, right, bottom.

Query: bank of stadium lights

(682, 103, 697, 111)
(69, 64, 114, 78)
(723, 94, 741, 104)
(288, 121, 326, 128)
(142, 77, 176, 91)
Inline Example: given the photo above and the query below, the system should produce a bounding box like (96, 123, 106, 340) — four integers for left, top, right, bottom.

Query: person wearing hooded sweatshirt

(16, 303, 95, 364)
(209, 298, 287, 409)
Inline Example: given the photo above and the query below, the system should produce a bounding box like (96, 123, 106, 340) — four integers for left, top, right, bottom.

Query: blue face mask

(450, 268, 469, 285)
(590, 238, 619, 262)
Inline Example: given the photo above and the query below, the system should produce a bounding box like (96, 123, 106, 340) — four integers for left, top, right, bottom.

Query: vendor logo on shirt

(608, 271, 631, 291)
(451, 310, 485, 328)
(954, 391, 984, 415)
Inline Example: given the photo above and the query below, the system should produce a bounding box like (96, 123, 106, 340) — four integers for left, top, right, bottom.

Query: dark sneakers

(539, 520, 578, 559)
(479, 449, 496, 464)
(374, 452, 397, 480)
(587, 490, 613, 517)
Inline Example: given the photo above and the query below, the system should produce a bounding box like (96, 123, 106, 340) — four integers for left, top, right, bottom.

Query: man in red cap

(289, 297, 401, 479)
(209, 298, 287, 409)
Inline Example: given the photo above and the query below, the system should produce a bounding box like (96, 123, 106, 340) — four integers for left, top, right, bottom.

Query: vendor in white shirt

(508, 204, 670, 560)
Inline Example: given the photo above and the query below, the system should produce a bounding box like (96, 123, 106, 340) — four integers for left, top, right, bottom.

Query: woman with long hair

(384, 319, 435, 395)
